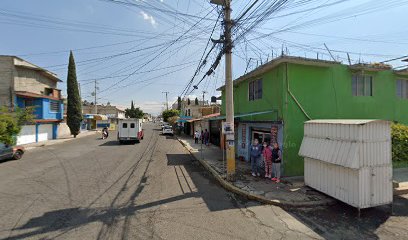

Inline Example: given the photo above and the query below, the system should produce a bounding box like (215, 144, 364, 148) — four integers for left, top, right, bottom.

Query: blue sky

(1, 0, 407, 114)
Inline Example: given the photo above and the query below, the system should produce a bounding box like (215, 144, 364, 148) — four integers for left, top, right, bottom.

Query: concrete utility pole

(94, 80, 98, 114)
(162, 91, 169, 110)
(211, 0, 235, 181)
(224, 0, 235, 181)
(201, 91, 207, 116)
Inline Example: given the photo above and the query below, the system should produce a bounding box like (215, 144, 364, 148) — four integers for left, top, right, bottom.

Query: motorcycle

(102, 129, 109, 139)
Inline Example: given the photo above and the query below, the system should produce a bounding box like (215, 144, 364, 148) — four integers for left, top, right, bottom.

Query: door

(38, 124, 53, 142)
(17, 125, 36, 145)
(120, 122, 129, 138)
(129, 122, 137, 138)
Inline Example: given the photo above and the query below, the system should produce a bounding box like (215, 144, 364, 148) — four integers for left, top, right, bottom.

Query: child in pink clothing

(262, 142, 272, 178)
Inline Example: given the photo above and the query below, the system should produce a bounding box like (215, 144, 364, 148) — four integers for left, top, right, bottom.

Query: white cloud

(140, 11, 157, 27)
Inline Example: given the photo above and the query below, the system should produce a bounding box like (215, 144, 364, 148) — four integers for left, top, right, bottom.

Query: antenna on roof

(324, 43, 336, 61)
(347, 53, 352, 65)
(281, 44, 284, 56)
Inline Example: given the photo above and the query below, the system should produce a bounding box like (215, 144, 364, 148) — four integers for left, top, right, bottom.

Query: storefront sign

(271, 125, 278, 144)
(242, 124, 246, 149)
(222, 122, 234, 135)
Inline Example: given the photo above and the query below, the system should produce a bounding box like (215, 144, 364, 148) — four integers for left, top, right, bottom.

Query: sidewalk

(393, 168, 408, 195)
(23, 130, 99, 151)
(177, 135, 335, 207)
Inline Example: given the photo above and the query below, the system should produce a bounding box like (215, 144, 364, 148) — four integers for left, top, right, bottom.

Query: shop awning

(177, 116, 192, 123)
(208, 110, 276, 121)
(83, 114, 108, 120)
(187, 113, 221, 122)
(94, 115, 108, 120)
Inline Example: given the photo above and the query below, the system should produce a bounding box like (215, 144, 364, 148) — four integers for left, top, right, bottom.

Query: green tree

(177, 96, 181, 111)
(0, 107, 34, 145)
(125, 101, 144, 118)
(195, 97, 199, 105)
(66, 51, 82, 138)
(162, 109, 180, 122)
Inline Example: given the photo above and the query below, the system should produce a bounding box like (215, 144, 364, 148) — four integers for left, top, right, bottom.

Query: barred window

(352, 75, 372, 96)
(396, 79, 408, 99)
(50, 101, 60, 112)
(249, 79, 263, 101)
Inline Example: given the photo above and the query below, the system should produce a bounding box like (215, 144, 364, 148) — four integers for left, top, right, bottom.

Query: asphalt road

(0, 123, 407, 240)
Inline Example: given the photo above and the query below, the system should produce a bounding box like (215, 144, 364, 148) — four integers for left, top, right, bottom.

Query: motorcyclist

(102, 127, 109, 139)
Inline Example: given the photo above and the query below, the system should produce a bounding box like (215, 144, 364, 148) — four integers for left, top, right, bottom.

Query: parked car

(161, 122, 169, 128)
(162, 126, 174, 135)
(0, 143, 24, 160)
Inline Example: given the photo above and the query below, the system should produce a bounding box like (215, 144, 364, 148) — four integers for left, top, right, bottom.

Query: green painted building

(218, 56, 408, 176)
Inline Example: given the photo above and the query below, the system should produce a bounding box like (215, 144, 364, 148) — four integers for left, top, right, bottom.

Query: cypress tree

(177, 96, 181, 110)
(195, 97, 199, 105)
(66, 51, 82, 138)
(131, 100, 135, 110)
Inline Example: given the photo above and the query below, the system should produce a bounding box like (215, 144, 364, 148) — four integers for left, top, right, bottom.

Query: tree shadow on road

(6, 137, 238, 239)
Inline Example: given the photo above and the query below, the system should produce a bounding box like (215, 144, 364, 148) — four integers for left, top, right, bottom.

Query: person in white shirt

(194, 131, 201, 144)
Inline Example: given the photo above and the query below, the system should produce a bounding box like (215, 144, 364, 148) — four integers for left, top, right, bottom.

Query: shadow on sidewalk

(285, 195, 408, 240)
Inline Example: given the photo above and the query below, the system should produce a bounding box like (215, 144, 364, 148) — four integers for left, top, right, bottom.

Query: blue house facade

(0, 55, 64, 145)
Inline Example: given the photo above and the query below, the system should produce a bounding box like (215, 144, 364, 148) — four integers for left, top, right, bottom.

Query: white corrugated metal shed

(299, 119, 393, 210)
(304, 158, 393, 209)
(299, 119, 391, 169)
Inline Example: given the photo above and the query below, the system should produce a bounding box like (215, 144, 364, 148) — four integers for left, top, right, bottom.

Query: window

(23, 99, 35, 107)
(130, 123, 135, 128)
(396, 79, 408, 99)
(249, 79, 263, 101)
(123, 123, 128, 128)
(50, 101, 60, 112)
(352, 74, 373, 96)
(188, 109, 191, 116)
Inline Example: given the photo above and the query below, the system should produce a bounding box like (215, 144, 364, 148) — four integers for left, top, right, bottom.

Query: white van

(117, 118, 144, 144)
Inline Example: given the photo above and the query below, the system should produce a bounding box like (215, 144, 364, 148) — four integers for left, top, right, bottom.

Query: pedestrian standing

(271, 142, 282, 183)
(201, 130, 204, 144)
(262, 142, 272, 178)
(204, 129, 210, 146)
(194, 131, 200, 144)
(250, 139, 262, 177)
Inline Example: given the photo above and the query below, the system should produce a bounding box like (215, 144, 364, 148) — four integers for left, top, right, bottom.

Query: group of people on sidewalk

(194, 130, 210, 146)
(250, 139, 282, 183)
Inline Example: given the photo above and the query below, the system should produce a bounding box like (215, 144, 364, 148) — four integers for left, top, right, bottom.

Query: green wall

(221, 64, 285, 121)
(283, 63, 408, 176)
(221, 61, 408, 176)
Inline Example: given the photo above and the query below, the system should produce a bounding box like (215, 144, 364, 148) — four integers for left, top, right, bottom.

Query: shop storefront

(236, 121, 283, 162)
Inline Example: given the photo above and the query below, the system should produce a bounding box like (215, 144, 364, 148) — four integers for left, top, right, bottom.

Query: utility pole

(224, 0, 235, 181)
(202, 91, 207, 107)
(162, 91, 169, 110)
(94, 80, 97, 114)
(211, 0, 235, 181)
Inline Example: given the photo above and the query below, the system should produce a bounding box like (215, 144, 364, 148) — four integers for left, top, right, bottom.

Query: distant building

(0, 55, 64, 144)
(82, 104, 125, 129)
(82, 104, 125, 119)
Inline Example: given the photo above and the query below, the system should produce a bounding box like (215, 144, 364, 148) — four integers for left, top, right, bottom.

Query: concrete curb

(176, 137, 336, 208)
(394, 187, 408, 196)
